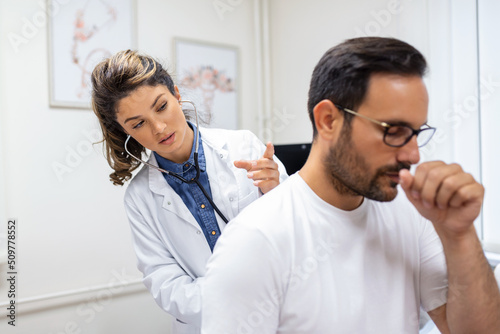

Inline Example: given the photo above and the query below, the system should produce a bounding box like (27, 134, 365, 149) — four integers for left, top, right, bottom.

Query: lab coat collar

(145, 127, 229, 228)
(147, 153, 171, 195)
(197, 127, 229, 160)
(146, 153, 199, 227)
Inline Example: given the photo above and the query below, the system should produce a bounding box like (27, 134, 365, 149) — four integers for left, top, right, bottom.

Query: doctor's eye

(157, 102, 167, 112)
(133, 120, 144, 129)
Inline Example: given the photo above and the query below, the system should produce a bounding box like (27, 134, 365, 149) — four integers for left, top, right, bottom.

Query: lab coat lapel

(147, 154, 200, 230)
(200, 128, 234, 230)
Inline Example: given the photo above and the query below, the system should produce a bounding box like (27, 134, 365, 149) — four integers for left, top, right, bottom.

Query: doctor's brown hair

(307, 37, 428, 139)
(91, 50, 176, 186)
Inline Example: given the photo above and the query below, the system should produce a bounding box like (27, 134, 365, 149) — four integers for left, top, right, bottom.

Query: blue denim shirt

(153, 123, 221, 251)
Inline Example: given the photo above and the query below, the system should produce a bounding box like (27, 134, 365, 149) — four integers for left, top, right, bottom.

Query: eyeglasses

(335, 105, 436, 148)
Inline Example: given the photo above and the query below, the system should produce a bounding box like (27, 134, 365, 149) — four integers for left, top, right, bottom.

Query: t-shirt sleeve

(201, 221, 284, 334)
(418, 216, 448, 312)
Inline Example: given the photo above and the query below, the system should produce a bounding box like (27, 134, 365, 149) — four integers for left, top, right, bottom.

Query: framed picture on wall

(47, 0, 136, 109)
(174, 38, 239, 130)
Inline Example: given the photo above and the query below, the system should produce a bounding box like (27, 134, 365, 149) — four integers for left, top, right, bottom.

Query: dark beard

(324, 126, 411, 202)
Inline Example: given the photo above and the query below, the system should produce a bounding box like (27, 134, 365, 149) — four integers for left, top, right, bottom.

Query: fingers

(247, 167, 279, 182)
(435, 173, 476, 209)
(233, 142, 280, 194)
(234, 158, 278, 172)
(233, 160, 254, 172)
(399, 169, 426, 211)
(409, 161, 448, 200)
(448, 183, 484, 208)
(242, 159, 279, 193)
(403, 161, 483, 210)
(413, 162, 461, 208)
(399, 169, 414, 192)
(262, 142, 275, 159)
(399, 169, 415, 202)
(234, 142, 276, 171)
(253, 179, 279, 194)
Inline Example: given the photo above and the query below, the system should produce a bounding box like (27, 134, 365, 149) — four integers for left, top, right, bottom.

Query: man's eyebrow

(151, 93, 164, 109)
(385, 120, 412, 126)
(384, 119, 429, 128)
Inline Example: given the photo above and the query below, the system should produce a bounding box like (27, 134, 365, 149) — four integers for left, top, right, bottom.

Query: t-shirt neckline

(294, 172, 370, 220)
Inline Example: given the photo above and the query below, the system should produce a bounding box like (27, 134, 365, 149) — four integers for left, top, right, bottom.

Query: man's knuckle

(427, 169, 441, 181)
(442, 178, 455, 191)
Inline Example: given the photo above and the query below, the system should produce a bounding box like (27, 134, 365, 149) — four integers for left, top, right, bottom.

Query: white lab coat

(124, 127, 288, 334)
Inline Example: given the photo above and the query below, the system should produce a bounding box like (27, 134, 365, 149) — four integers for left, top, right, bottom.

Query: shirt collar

(153, 122, 206, 177)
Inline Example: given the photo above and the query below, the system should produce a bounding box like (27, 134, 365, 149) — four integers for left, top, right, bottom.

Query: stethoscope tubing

(123, 100, 229, 224)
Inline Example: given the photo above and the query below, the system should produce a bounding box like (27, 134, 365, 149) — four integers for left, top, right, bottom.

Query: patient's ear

(313, 100, 343, 141)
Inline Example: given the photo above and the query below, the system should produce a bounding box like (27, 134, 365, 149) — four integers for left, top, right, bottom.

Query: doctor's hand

(399, 161, 484, 239)
(234, 142, 280, 194)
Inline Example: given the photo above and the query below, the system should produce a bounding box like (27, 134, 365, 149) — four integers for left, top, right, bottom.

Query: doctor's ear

(313, 100, 343, 141)
(174, 85, 181, 101)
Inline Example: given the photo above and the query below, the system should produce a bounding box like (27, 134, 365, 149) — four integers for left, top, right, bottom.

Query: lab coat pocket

(238, 192, 258, 212)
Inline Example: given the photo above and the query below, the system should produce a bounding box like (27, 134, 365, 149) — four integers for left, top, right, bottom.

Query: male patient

(202, 37, 500, 333)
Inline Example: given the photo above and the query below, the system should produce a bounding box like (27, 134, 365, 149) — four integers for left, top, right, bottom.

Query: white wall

(268, 0, 431, 144)
(0, 0, 8, 268)
(0, 0, 259, 332)
(0, 0, 498, 333)
(0, 1, 160, 332)
(0, 279, 171, 333)
(478, 0, 500, 248)
(135, 0, 261, 133)
(0, 0, 138, 298)
(267, 0, 452, 148)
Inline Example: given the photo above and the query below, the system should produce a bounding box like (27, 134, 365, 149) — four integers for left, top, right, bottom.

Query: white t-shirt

(202, 173, 448, 334)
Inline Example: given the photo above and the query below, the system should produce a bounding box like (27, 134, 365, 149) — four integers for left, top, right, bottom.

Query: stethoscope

(124, 100, 229, 224)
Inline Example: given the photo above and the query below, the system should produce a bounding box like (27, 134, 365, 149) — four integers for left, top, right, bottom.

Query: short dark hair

(307, 37, 427, 138)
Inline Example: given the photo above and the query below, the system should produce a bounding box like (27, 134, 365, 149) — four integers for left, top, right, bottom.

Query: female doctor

(91, 50, 288, 333)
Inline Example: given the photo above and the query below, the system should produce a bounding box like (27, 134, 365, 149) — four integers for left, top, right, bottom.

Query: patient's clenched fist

(399, 161, 484, 237)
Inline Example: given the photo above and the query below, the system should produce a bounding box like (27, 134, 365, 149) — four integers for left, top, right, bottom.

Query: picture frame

(174, 38, 240, 130)
(47, 0, 137, 109)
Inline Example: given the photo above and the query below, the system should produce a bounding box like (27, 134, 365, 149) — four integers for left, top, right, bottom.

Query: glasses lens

(416, 127, 436, 147)
(384, 126, 413, 147)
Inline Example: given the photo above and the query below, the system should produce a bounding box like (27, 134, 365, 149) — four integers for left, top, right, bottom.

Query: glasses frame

(334, 104, 436, 148)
